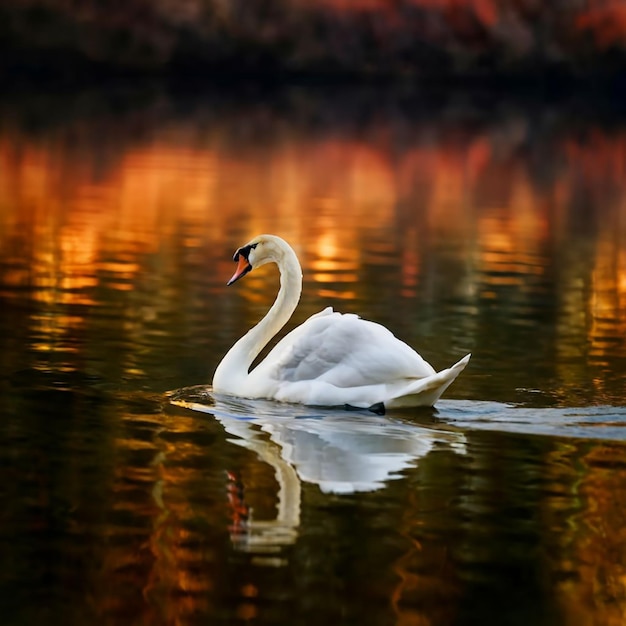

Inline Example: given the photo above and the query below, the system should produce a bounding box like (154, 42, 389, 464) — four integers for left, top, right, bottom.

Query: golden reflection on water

(2, 102, 625, 395)
(0, 109, 623, 382)
(544, 442, 626, 626)
(1, 95, 626, 624)
(0, 114, 623, 292)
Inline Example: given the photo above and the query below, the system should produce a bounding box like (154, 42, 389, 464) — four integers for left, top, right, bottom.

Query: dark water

(1, 87, 626, 625)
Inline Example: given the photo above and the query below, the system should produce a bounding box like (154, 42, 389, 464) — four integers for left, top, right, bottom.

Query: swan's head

(227, 234, 291, 286)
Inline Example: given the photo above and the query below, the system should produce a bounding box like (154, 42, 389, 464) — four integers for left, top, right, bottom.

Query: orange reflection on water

(549, 443, 626, 626)
(3, 90, 626, 626)
(1, 100, 626, 386)
(98, 408, 224, 624)
(590, 217, 626, 364)
(477, 204, 548, 289)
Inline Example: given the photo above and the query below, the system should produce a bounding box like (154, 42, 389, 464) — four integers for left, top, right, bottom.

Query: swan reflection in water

(169, 386, 466, 554)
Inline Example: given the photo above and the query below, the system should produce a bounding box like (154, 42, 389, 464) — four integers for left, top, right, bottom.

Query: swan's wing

(254, 309, 436, 388)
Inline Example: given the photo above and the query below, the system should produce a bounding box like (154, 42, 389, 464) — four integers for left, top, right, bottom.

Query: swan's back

(250, 307, 436, 390)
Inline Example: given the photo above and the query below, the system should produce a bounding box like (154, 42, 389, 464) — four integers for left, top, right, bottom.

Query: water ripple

(170, 387, 626, 444)
(436, 400, 626, 441)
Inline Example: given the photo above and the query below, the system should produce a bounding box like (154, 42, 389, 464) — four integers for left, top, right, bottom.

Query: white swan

(212, 234, 470, 411)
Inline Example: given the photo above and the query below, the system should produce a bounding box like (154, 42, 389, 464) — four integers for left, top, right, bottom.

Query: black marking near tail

(343, 402, 386, 415)
(368, 402, 386, 415)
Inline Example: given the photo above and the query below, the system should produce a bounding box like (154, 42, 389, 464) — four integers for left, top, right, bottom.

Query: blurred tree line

(1, 0, 626, 81)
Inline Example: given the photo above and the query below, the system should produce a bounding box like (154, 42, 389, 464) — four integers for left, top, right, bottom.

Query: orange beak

(227, 255, 252, 286)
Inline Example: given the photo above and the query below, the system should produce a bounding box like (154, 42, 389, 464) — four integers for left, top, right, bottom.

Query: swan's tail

(387, 353, 471, 408)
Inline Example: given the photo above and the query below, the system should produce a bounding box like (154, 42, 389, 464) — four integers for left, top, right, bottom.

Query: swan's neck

(213, 247, 302, 393)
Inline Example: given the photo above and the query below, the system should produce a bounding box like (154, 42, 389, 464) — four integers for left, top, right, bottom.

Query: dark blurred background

(2, 0, 626, 86)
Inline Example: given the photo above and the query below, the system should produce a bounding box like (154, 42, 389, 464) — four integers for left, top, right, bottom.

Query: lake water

(1, 85, 625, 625)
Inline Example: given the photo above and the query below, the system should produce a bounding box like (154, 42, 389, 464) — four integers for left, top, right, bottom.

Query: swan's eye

(233, 242, 258, 262)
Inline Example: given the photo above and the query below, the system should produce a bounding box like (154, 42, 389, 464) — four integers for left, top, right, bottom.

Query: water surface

(1, 87, 625, 625)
